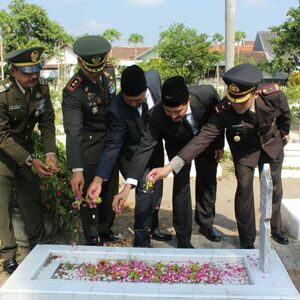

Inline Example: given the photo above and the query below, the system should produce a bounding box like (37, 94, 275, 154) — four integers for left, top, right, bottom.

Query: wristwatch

(25, 154, 37, 167)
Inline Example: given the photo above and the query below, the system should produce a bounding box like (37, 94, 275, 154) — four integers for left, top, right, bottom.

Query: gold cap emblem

(229, 84, 240, 93)
(92, 56, 101, 66)
(233, 135, 241, 142)
(31, 51, 40, 63)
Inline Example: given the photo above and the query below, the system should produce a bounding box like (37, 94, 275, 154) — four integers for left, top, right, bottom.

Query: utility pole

(225, 0, 235, 71)
(0, 27, 4, 80)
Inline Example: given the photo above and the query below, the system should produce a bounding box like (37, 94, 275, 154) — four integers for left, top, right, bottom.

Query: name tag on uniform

(36, 99, 45, 110)
(8, 105, 22, 112)
(35, 99, 46, 117)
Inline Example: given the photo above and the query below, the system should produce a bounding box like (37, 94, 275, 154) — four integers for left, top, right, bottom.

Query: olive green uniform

(0, 77, 56, 259)
(62, 66, 118, 244)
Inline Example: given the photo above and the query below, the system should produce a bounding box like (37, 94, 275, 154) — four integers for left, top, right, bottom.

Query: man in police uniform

(148, 64, 291, 249)
(0, 47, 57, 274)
(62, 35, 119, 246)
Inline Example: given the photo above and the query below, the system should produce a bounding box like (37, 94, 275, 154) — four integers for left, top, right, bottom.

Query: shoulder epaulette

(215, 100, 231, 114)
(103, 70, 114, 81)
(105, 61, 114, 68)
(258, 84, 280, 96)
(66, 75, 83, 92)
(39, 78, 48, 85)
(0, 80, 12, 94)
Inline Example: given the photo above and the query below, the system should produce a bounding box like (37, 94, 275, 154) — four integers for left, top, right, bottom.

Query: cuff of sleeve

(126, 178, 138, 187)
(72, 168, 84, 172)
(168, 156, 186, 174)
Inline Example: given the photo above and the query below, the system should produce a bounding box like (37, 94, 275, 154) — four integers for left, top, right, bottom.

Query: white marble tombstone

(259, 163, 272, 272)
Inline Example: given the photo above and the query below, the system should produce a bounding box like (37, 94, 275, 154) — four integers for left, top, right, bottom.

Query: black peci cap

(73, 35, 111, 73)
(121, 65, 147, 96)
(5, 47, 44, 73)
(161, 76, 189, 107)
(222, 63, 263, 103)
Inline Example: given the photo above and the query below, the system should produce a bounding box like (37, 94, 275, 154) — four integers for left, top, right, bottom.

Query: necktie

(142, 101, 149, 123)
(25, 89, 31, 101)
(182, 116, 194, 138)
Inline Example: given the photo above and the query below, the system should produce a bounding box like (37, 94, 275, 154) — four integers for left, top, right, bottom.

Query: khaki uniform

(0, 77, 56, 259)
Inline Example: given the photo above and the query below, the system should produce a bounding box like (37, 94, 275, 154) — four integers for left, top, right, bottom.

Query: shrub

(33, 131, 82, 243)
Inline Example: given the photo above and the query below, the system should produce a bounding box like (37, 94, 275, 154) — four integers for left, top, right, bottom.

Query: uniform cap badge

(92, 56, 101, 66)
(229, 84, 240, 93)
(31, 51, 40, 63)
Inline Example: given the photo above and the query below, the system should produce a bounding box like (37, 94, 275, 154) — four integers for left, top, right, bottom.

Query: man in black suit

(113, 76, 224, 248)
(148, 64, 291, 249)
(62, 35, 119, 245)
(87, 65, 172, 247)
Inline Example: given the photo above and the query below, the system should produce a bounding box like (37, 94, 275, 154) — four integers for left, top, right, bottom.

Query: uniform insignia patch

(215, 100, 231, 114)
(109, 83, 116, 95)
(259, 84, 280, 96)
(0, 82, 12, 94)
(66, 76, 83, 92)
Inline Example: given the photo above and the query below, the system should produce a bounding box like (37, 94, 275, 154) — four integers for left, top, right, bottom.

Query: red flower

(56, 191, 62, 197)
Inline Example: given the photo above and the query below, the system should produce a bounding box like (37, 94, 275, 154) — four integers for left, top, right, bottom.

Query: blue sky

(0, 0, 298, 45)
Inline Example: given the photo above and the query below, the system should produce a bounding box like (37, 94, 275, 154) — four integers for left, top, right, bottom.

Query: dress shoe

(151, 229, 172, 241)
(240, 242, 255, 249)
(199, 226, 222, 242)
(86, 236, 104, 246)
(3, 258, 18, 274)
(272, 232, 289, 245)
(100, 233, 121, 242)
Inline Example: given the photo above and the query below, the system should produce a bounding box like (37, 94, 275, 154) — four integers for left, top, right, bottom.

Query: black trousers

(234, 150, 284, 245)
(0, 166, 44, 260)
(80, 163, 119, 244)
(172, 152, 218, 247)
(133, 166, 163, 246)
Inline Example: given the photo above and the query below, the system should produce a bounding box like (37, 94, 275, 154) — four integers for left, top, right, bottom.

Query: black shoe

(3, 258, 18, 274)
(151, 229, 172, 241)
(199, 226, 222, 242)
(240, 242, 255, 249)
(272, 232, 289, 245)
(86, 236, 104, 246)
(100, 233, 121, 242)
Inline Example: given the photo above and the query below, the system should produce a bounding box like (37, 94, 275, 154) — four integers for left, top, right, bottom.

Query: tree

(139, 58, 175, 82)
(270, 5, 300, 73)
(102, 28, 121, 57)
(212, 33, 224, 45)
(234, 31, 246, 45)
(128, 33, 144, 60)
(156, 23, 222, 84)
(0, 0, 72, 55)
(235, 31, 246, 59)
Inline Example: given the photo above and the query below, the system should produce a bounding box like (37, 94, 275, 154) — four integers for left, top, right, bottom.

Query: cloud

(87, 20, 109, 31)
(126, 0, 166, 7)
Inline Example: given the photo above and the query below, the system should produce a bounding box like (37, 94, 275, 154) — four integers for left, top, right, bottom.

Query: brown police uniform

(0, 48, 56, 266)
(62, 35, 118, 245)
(172, 64, 291, 248)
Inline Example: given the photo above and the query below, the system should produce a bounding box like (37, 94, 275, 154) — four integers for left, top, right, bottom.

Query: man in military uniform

(0, 47, 57, 274)
(148, 64, 291, 249)
(62, 35, 119, 246)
